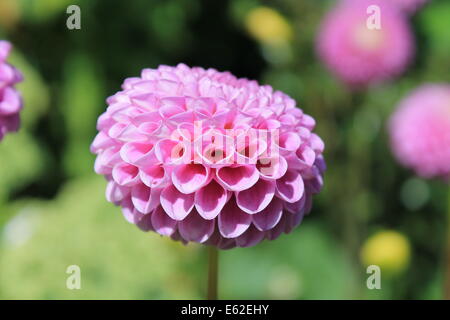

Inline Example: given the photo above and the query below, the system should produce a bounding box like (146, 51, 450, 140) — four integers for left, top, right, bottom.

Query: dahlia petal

(236, 179, 275, 214)
(301, 114, 316, 130)
(257, 156, 288, 180)
(235, 136, 267, 165)
(0, 40, 12, 61)
(178, 209, 215, 243)
(235, 225, 265, 247)
(304, 191, 313, 214)
(218, 198, 251, 238)
(169, 230, 187, 244)
(94, 147, 121, 175)
(131, 184, 160, 214)
(216, 165, 259, 191)
(278, 132, 301, 152)
(120, 197, 136, 224)
(172, 163, 210, 194)
(289, 146, 316, 170)
(160, 184, 195, 220)
(176, 122, 195, 141)
(315, 155, 327, 173)
(284, 193, 307, 214)
(0, 88, 21, 115)
(0, 41, 23, 141)
(151, 206, 177, 236)
(218, 238, 237, 250)
(287, 210, 304, 231)
(195, 180, 228, 220)
(130, 94, 158, 110)
(160, 97, 186, 112)
(265, 212, 287, 241)
(112, 163, 140, 186)
(120, 141, 156, 166)
(169, 110, 196, 123)
(158, 79, 182, 95)
(136, 212, 154, 232)
(306, 175, 324, 194)
(194, 130, 235, 166)
(276, 170, 304, 203)
(117, 124, 149, 142)
(106, 180, 130, 204)
(154, 138, 184, 164)
(309, 133, 325, 153)
(91, 131, 117, 153)
(140, 165, 166, 188)
(131, 111, 161, 126)
(138, 122, 162, 136)
(252, 198, 283, 231)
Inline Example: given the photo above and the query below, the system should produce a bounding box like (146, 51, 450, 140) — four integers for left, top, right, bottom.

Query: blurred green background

(0, 0, 449, 299)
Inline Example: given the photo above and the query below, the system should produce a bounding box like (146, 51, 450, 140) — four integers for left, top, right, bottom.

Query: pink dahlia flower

(389, 84, 450, 180)
(91, 64, 325, 249)
(317, 0, 414, 87)
(0, 40, 23, 141)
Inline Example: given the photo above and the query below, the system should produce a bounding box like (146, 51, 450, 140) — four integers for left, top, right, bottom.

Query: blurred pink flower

(91, 64, 325, 248)
(0, 40, 23, 141)
(391, 0, 429, 14)
(317, 0, 414, 87)
(389, 84, 450, 180)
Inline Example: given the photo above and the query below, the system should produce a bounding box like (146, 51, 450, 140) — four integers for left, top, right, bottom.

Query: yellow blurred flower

(0, 0, 21, 29)
(244, 7, 293, 46)
(360, 230, 411, 276)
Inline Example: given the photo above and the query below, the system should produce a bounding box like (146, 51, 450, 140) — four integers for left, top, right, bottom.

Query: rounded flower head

(91, 64, 325, 249)
(389, 84, 450, 181)
(0, 40, 23, 141)
(316, 0, 414, 87)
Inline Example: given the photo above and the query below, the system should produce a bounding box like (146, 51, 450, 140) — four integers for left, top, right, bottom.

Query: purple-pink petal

(218, 198, 251, 238)
(160, 184, 194, 220)
(276, 170, 304, 203)
(236, 179, 275, 214)
(131, 184, 160, 214)
(172, 163, 210, 194)
(216, 165, 259, 191)
(178, 208, 215, 243)
(195, 179, 228, 220)
(252, 198, 283, 231)
(151, 206, 177, 236)
(236, 225, 265, 248)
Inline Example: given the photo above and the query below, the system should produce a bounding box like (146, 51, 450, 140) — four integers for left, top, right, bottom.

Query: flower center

(352, 24, 385, 52)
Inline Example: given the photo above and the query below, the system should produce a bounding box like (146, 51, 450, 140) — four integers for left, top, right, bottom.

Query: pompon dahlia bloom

(0, 40, 23, 141)
(91, 64, 325, 249)
(317, 0, 414, 87)
(389, 84, 450, 180)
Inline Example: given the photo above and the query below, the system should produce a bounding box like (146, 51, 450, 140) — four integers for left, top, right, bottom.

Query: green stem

(445, 187, 450, 299)
(207, 246, 219, 300)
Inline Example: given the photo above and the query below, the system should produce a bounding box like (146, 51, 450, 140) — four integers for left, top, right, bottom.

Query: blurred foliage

(0, 0, 449, 299)
(0, 176, 201, 299)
